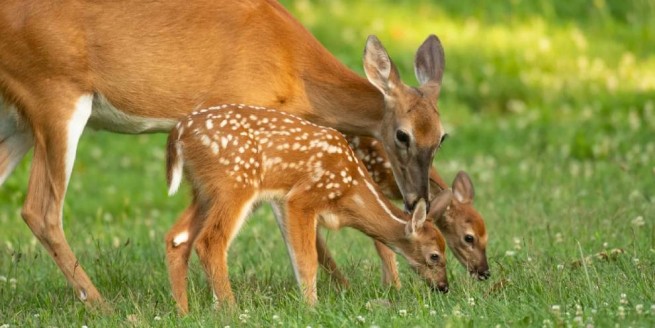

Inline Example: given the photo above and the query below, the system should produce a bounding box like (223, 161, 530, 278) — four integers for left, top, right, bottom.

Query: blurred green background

(1, 0, 654, 326)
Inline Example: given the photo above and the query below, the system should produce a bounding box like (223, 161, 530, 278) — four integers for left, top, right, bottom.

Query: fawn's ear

(428, 189, 452, 221)
(452, 171, 474, 204)
(406, 199, 428, 237)
(414, 34, 445, 97)
(364, 35, 402, 98)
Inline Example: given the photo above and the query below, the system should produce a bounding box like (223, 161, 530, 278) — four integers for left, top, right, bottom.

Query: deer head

(397, 194, 451, 292)
(363, 35, 447, 213)
(432, 171, 489, 280)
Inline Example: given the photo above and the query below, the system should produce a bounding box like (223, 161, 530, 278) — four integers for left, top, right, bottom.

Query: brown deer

(0, 0, 447, 305)
(314, 136, 489, 288)
(164, 105, 451, 314)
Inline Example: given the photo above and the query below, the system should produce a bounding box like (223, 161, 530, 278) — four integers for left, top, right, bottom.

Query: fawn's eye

(430, 253, 440, 262)
(395, 130, 410, 148)
(464, 234, 475, 244)
(439, 133, 449, 145)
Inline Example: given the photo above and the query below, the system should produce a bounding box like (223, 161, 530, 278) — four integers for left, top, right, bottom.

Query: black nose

(478, 270, 491, 280)
(436, 282, 449, 293)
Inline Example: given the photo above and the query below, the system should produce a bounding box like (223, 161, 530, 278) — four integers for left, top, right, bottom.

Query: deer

(164, 104, 451, 314)
(313, 136, 489, 289)
(0, 0, 447, 306)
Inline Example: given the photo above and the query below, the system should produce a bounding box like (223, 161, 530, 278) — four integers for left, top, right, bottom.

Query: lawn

(1, 0, 654, 326)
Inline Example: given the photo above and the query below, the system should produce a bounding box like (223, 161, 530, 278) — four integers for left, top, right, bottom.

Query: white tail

(164, 104, 450, 314)
(166, 127, 185, 196)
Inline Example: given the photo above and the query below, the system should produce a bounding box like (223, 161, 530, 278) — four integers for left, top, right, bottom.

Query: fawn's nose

(436, 282, 449, 293)
(404, 194, 419, 213)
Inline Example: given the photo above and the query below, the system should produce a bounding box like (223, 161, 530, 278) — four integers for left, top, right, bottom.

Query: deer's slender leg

(374, 240, 401, 288)
(19, 93, 105, 306)
(165, 202, 201, 315)
(194, 191, 257, 310)
(279, 199, 319, 305)
(315, 233, 350, 288)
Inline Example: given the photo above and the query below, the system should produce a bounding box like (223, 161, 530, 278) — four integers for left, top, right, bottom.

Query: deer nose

(403, 194, 419, 213)
(435, 282, 449, 294)
(478, 270, 491, 280)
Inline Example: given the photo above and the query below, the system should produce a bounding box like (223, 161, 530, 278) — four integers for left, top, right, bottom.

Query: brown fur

(0, 0, 447, 306)
(164, 105, 449, 314)
(318, 136, 490, 286)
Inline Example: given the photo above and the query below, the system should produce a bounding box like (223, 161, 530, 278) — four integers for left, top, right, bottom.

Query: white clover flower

(9, 278, 16, 284)
(551, 305, 561, 315)
(602, 242, 609, 248)
(272, 314, 280, 321)
(620, 293, 628, 305)
(618, 306, 625, 319)
(505, 250, 516, 257)
(82, 326, 89, 328)
(633, 258, 640, 265)
(573, 316, 583, 324)
(0, 276, 6, 283)
(468, 297, 476, 306)
(356, 315, 365, 323)
(239, 313, 250, 323)
(154, 316, 161, 321)
(554, 233, 563, 243)
(429, 310, 437, 316)
(33, 314, 39, 318)
(513, 237, 522, 250)
(651, 304, 655, 314)
(575, 304, 583, 316)
(1, 324, 10, 328)
(398, 309, 407, 317)
(635, 304, 644, 315)
(557, 264, 564, 270)
(542, 318, 552, 328)
(631, 216, 645, 227)
(453, 309, 462, 317)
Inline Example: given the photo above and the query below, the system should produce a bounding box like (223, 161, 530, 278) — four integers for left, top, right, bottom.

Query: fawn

(318, 136, 489, 285)
(165, 104, 450, 314)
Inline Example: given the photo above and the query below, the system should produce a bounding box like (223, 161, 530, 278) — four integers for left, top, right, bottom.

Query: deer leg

(374, 240, 401, 289)
(18, 94, 105, 306)
(272, 203, 349, 289)
(194, 192, 257, 310)
(315, 233, 350, 288)
(165, 203, 200, 315)
(0, 104, 33, 185)
(278, 200, 318, 305)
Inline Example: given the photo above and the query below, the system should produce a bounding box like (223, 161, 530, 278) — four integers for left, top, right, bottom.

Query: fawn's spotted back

(169, 104, 366, 202)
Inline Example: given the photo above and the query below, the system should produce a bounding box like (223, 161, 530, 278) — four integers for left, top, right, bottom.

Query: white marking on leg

(64, 95, 93, 186)
(172, 231, 189, 247)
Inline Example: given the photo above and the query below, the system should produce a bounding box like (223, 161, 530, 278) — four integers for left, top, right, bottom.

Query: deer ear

(452, 171, 474, 204)
(406, 199, 427, 237)
(414, 34, 445, 97)
(364, 35, 402, 97)
(428, 189, 452, 221)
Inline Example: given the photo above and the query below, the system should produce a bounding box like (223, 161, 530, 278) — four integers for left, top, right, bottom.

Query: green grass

(1, 0, 654, 326)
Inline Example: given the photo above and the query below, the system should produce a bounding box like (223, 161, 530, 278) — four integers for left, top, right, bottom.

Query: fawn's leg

(273, 204, 349, 289)
(374, 240, 401, 288)
(165, 203, 201, 315)
(277, 199, 319, 305)
(315, 233, 350, 288)
(194, 192, 257, 309)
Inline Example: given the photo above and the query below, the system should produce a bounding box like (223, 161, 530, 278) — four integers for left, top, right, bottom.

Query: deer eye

(430, 253, 440, 263)
(464, 234, 475, 244)
(439, 133, 449, 145)
(395, 130, 410, 148)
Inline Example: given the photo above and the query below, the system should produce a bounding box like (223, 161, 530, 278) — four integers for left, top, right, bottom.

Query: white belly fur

(87, 94, 176, 133)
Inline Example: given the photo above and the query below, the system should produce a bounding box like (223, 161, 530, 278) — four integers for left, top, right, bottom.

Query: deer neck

(341, 178, 409, 248)
(300, 61, 385, 137)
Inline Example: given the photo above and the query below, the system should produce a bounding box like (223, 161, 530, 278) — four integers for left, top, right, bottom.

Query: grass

(1, 0, 654, 326)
